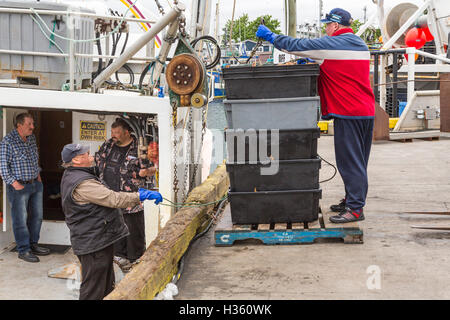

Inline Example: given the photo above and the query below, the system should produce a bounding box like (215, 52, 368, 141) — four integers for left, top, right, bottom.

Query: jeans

(6, 180, 43, 254)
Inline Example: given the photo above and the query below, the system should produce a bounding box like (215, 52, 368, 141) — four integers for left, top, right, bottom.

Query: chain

(245, 39, 263, 64)
(231, 39, 263, 65)
(182, 108, 193, 201)
(189, 105, 207, 192)
(178, 14, 187, 38)
(171, 101, 179, 203)
(154, 0, 165, 15)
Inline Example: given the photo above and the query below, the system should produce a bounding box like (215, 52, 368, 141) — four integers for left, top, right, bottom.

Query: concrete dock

(174, 135, 450, 300)
(0, 134, 449, 300)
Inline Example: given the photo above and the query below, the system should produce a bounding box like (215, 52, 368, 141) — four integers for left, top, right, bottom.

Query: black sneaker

(330, 198, 346, 212)
(329, 207, 365, 223)
(18, 251, 40, 263)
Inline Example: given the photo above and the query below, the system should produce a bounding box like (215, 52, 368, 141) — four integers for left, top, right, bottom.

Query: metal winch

(165, 37, 209, 108)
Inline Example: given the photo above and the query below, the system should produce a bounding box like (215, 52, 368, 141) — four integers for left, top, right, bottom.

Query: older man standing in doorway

(0, 112, 50, 263)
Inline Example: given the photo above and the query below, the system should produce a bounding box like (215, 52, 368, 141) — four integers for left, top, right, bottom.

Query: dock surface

(0, 135, 449, 299)
(175, 135, 450, 299)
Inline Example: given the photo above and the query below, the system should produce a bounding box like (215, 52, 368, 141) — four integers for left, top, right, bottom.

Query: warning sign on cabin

(80, 121, 106, 141)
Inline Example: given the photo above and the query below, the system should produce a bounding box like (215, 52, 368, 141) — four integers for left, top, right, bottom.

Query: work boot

(18, 251, 40, 263)
(114, 256, 132, 273)
(329, 207, 365, 223)
(330, 198, 346, 212)
(31, 244, 51, 256)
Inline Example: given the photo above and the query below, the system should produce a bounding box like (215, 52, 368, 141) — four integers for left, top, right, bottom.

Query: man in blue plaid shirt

(0, 113, 50, 263)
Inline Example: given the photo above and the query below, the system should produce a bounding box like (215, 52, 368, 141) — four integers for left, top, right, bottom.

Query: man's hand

(11, 181, 24, 191)
(139, 167, 156, 178)
(138, 188, 163, 205)
(256, 25, 277, 44)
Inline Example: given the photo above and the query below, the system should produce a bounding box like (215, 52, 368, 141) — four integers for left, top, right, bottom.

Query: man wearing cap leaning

(60, 143, 162, 300)
(0, 112, 50, 263)
(256, 8, 375, 223)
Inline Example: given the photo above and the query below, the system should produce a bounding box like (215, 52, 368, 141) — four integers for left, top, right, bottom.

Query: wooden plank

(373, 102, 390, 141)
(322, 210, 360, 229)
(233, 224, 251, 231)
(306, 218, 321, 230)
(405, 211, 450, 216)
(411, 225, 450, 230)
(47, 263, 80, 280)
(258, 224, 271, 231)
(390, 130, 441, 140)
(274, 223, 287, 230)
(440, 73, 450, 132)
(291, 223, 304, 230)
(105, 164, 229, 300)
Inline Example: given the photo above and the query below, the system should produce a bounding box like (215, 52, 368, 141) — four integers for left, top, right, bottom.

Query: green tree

(222, 14, 282, 46)
(320, 19, 381, 45)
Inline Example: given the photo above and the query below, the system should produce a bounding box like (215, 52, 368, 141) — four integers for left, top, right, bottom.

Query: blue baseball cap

(61, 143, 90, 163)
(320, 8, 353, 26)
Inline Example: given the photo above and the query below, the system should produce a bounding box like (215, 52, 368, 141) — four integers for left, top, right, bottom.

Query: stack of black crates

(223, 64, 322, 224)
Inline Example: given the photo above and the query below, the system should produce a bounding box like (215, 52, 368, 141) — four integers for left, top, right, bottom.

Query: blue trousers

(333, 118, 374, 210)
(6, 181, 43, 254)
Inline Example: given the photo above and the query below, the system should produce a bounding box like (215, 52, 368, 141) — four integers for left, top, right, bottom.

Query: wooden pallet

(214, 204, 363, 246)
(389, 130, 441, 143)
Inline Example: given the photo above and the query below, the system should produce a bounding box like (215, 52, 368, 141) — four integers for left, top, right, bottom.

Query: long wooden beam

(105, 164, 229, 300)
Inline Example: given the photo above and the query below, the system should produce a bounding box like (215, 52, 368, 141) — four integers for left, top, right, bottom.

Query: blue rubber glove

(138, 188, 163, 205)
(256, 25, 277, 44)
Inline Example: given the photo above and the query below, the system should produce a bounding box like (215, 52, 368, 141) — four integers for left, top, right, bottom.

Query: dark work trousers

(77, 244, 115, 300)
(114, 210, 145, 262)
(333, 118, 374, 210)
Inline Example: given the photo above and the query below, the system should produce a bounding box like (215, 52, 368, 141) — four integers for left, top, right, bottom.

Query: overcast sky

(66, 0, 426, 34)
(211, 0, 425, 31)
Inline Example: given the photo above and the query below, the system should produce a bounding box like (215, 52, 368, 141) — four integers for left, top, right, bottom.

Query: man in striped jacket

(256, 8, 375, 223)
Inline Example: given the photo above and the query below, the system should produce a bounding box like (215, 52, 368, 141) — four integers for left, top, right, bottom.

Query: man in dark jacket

(95, 118, 156, 271)
(256, 8, 375, 223)
(60, 143, 162, 300)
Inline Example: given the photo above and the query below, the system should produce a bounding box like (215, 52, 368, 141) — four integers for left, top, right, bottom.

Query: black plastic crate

(226, 157, 321, 192)
(225, 128, 320, 161)
(228, 189, 322, 224)
(222, 64, 319, 99)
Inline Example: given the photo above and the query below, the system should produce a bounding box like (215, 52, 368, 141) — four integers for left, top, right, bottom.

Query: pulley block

(191, 93, 207, 108)
(166, 53, 204, 96)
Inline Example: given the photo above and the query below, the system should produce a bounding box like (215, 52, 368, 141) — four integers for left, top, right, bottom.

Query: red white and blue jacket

(274, 28, 375, 119)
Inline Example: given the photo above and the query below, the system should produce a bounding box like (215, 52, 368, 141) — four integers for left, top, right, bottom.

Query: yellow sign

(80, 121, 106, 141)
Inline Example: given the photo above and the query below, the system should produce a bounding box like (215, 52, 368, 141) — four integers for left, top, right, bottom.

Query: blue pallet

(214, 204, 363, 246)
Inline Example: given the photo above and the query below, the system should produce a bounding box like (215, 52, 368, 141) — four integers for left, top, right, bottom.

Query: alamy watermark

(171, 124, 281, 176)
(366, 265, 382, 290)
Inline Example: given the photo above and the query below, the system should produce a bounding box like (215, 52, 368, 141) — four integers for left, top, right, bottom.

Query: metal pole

(380, 54, 387, 110)
(229, 0, 236, 55)
(407, 47, 416, 103)
(151, 19, 181, 94)
(93, 3, 185, 91)
(68, 11, 75, 91)
(392, 53, 398, 117)
(288, 0, 297, 38)
(356, 12, 377, 37)
(373, 52, 379, 103)
(0, 7, 156, 24)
